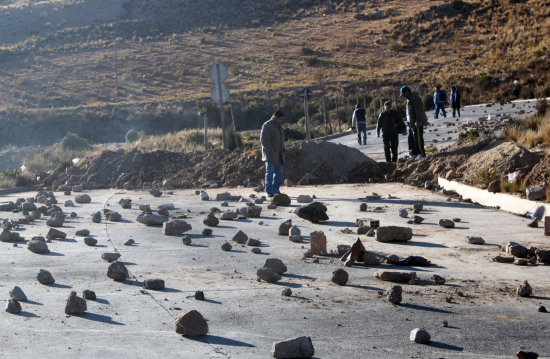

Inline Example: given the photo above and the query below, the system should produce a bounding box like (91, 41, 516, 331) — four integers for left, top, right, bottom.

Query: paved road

(331, 99, 542, 161)
(1, 185, 549, 358)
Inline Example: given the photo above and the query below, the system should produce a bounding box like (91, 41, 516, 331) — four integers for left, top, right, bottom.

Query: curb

(0, 186, 40, 196)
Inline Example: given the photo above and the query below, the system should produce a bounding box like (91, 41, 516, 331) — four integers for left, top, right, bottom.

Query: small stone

(439, 219, 455, 228)
(47, 214, 65, 227)
(92, 211, 102, 223)
(163, 220, 192, 235)
(375, 226, 413, 242)
(257, 267, 282, 283)
(221, 242, 232, 251)
(202, 213, 219, 227)
(9, 286, 27, 302)
(375, 270, 417, 282)
(538, 306, 547, 313)
(143, 279, 165, 290)
(432, 274, 446, 285)
(465, 236, 485, 244)
(119, 199, 132, 209)
(136, 213, 168, 226)
(106, 211, 122, 222)
(294, 202, 329, 222)
(247, 238, 261, 246)
(264, 258, 287, 274)
(124, 239, 135, 246)
(107, 261, 129, 281)
(278, 219, 292, 235)
(310, 231, 327, 255)
(413, 203, 423, 213)
(174, 310, 209, 336)
(37, 269, 55, 285)
(202, 228, 213, 236)
(64, 200, 75, 207)
(527, 220, 538, 228)
(386, 254, 400, 264)
(271, 336, 314, 359)
(517, 280, 532, 297)
(220, 201, 229, 207)
(102, 252, 121, 263)
(281, 288, 292, 297)
(150, 189, 162, 197)
(272, 193, 291, 206)
(182, 235, 192, 246)
(27, 237, 49, 254)
(359, 203, 367, 212)
(453, 218, 461, 222)
(251, 247, 262, 254)
(442, 320, 449, 327)
(220, 211, 239, 220)
(267, 204, 277, 209)
(84, 237, 97, 246)
(74, 194, 91, 204)
(514, 259, 528, 266)
(410, 328, 430, 344)
(297, 195, 313, 203)
(46, 228, 67, 240)
(64, 291, 88, 315)
(75, 229, 90, 237)
(195, 291, 205, 300)
(398, 209, 408, 218)
(411, 215, 424, 224)
(331, 268, 348, 286)
(508, 243, 528, 258)
(82, 290, 96, 300)
(5, 299, 22, 314)
(200, 191, 209, 201)
(387, 285, 402, 304)
(232, 230, 248, 244)
(516, 351, 540, 359)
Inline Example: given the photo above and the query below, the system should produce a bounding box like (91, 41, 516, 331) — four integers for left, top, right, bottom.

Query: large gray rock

(220, 211, 239, 220)
(46, 214, 65, 227)
(294, 202, 329, 223)
(107, 261, 129, 281)
(163, 220, 192, 235)
(37, 269, 55, 285)
(264, 258, 287, 274)
(174, 310, 209, 336)
(143, 279, 165, 290)
(278, 219, 292, 235)
(64, 200, 75, 207)
(92, 211, 102, 223)
(22, 202, 37, 212)
(465, 236, 485, 244)
(296, 195, 313, 204)
(65, 291, 87, 314)
(375, 270, 416, 282)
(232, 230, 248, 244)
(5, 299, 22, 314)
(272, 193, 291, 206)
(238, 205, 262, 218)
(331, 268, 348, 286)
(507, 243, 528, 258)
(375, 226, 413, 242)
(46, 228, 67, 240)
(84, 237, 97, 246)
(9, 286, 27, 302)
(75, 229, 90, 237)
(410, 328, 431, 344)
(102, 252, 121, 263)
(27, 238, 50, 254)
(137, 213, 168, 226)
(526, 183, 546, 201)
(74, 194, 91, 204)
(271, 336, 314, 359)
(203, 213, 220, 227)
(439, 219, 455, 228)
(257, 267, 282, 283)
(150, 189, 162, 197)
(517, 280, 532, 297)
(106, 211, 122, 222)
(119, 198, 132, 209)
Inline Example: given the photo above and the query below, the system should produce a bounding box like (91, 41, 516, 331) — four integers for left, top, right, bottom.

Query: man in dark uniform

(376, 101, 401, 162)
(351, 103, 367, 145)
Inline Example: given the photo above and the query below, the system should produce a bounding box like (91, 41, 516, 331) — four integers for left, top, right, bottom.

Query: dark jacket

(406, 92, 428, 127)
(433, 90, 447, 105)
(450, 89, 461, 108)
(377, 109, 401, 137)
(260, 117, 285, 165)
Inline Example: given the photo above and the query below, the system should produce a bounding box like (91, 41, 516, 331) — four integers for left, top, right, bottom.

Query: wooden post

(335, 97, 342, 132)
(230, 107, 239, 149)
(203, 112, 208, 151)
(322, 97, 328, 135)
(304, 94, 311, 141)
(215, 64, 227, 149)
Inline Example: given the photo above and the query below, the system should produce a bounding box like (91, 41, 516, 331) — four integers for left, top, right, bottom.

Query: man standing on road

(376, 101, 401, 162)
(433, 85, 447, 119)
(351, 103, 367, 145)
(400, 86, 427, 159)
(450, 85, 461, 117)
(260, 110, 285, 197)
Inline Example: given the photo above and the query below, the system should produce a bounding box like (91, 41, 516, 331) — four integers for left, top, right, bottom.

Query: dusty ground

(1, 183, 549, 358)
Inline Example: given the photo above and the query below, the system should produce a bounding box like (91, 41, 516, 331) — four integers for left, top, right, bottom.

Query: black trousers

(452, 105, 461, 117)
(408, 126, 425, 157)
(382, 133, 399, 162)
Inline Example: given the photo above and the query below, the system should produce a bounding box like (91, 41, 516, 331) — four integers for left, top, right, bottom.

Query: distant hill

(0, 0, 548, 145)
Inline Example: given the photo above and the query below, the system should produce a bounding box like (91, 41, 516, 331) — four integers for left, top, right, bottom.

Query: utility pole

(114, 41, 118, 96)
(300, 88, 313, 140)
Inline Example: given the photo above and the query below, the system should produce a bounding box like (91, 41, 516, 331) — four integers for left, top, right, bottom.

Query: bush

(535, 98, 548, 117)
(125, 129, 140, 143)
(60, 133, 90, 151)
(182, 131, 205, 146)
(458, 129, 480, 142)
(283, 126, 307, 141)
(226, 126, 242, 151)
(422, 93, 435, 111)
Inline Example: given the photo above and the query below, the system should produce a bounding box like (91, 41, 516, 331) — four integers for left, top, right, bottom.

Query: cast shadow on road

(25, 300, 42, 306)
(273, 281, 302, 289)
(44, 251, 65, 257)
(395, 241, 448, 249)
(189, 335, 255, 348)
(358, 199, 482, 210)
(202, 298, 222, 305)
(400, 303, 454, 314)
(75, 312, 124, 326)
(428, 341, 463, 351)
(284, 273, 316, 280)
(320, 220, 357, 227)
(17, 311, 39, 318)
(52, 283, 72, 289)
(347, 284, 383, 291)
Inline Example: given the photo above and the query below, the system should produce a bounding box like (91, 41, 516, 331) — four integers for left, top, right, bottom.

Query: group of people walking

(259, 85, 461, 196)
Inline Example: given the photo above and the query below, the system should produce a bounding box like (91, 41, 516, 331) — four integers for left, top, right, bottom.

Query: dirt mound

(44, 141, 383, 190)
(525, 154, 550, 186)
(392, 137, 541, 188)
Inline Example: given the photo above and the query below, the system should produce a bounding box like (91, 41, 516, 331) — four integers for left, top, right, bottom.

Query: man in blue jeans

(351, 103, 367, 145)
(261, 110, 285, 197)
(433, 85, 447, 119)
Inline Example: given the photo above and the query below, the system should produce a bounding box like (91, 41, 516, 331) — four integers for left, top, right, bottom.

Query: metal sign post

(210, 63, 229, 149)
(300, 88, 313, 140)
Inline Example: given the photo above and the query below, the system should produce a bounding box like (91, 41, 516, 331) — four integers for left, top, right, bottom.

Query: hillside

(0, 0, 549, 147)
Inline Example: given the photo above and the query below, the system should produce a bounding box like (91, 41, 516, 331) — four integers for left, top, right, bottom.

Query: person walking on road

(400, 86, 428, 159)
(376, 101, 401, 163)
(450, 85, 461, 117)
(260, 110, 285, 197)
(433, 85, 447, 119)
(351, 103, 367, 145)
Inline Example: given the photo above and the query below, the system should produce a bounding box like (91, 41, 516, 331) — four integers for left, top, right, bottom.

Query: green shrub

(283, 126, 306, 141)
(60, 133, 90, 151)
(125, 129, 140, 143)
(458, 129, 480, 142)
(535, 98, 548, 117)
(182, 131, 205, 146)
(474, 167, 498, 189)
